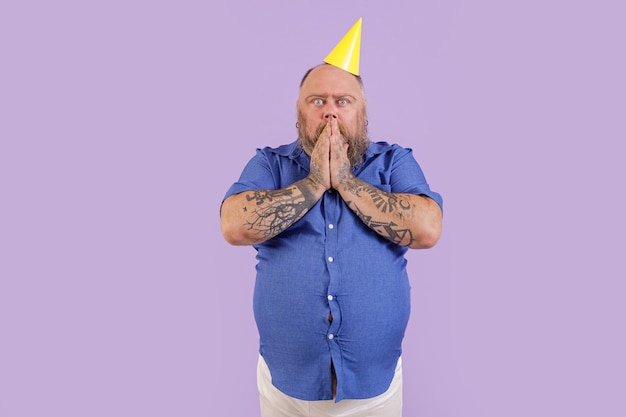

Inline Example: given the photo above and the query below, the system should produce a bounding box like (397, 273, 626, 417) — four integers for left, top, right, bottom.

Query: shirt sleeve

(223, 149, 277, 200)
(389, 146, 443, 212)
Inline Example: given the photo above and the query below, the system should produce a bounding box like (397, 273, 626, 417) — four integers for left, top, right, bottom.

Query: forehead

(299, 65, 363, 98)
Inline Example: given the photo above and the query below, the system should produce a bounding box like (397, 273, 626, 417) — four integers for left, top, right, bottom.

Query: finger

(320, 120, 336, 142)
(328, 117, 339, 137)
(312, 122, 330, 151)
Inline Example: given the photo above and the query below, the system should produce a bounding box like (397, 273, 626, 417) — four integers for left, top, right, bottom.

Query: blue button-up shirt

(224, 140, 443, 402)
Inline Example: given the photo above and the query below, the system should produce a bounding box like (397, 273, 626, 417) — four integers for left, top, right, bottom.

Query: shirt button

(328, 334, 334, 340)
(327, 295, 334, 301)
(328, 224, 334, 229)
(328, 256, 334, 262)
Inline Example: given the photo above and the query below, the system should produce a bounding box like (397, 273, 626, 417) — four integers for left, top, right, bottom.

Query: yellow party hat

(323, 18, 362, 76)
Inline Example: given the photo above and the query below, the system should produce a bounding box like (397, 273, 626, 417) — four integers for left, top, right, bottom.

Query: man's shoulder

(366, 141, 410, 156)
(257, 141, 299, 157)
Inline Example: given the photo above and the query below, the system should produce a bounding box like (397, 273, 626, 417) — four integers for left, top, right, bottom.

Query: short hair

(299, 64, 365, 90)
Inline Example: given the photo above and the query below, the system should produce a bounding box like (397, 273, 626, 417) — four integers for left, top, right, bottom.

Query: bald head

(299, 63, 365, 92)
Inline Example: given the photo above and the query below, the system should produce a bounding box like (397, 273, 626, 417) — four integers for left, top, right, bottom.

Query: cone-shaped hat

(323, 18, 362, 75)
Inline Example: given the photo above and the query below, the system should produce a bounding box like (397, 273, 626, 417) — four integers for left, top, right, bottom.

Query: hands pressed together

(308, 116, 353, 191)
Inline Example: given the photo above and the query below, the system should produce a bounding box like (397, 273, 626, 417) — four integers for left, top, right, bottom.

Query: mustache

(314, 119, 350, 140)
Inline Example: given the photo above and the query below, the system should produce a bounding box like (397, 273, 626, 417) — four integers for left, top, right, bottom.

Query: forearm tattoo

(352, 205, 414, 245)
(243, 184, 316, 238)
(342, 178, 415, 246)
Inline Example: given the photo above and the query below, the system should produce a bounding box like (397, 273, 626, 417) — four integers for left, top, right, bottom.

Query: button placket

(323, 191, 340, 345)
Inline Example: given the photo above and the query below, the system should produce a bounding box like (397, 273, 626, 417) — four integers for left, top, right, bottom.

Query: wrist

(300, 176, 327, 200)
(333, 173, 359, 194)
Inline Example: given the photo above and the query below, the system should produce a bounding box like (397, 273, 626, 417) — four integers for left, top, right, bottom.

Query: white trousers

(257, 355, 403, 417)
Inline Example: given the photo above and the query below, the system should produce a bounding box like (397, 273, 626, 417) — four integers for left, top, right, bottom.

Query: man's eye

(313, 98, 324, 105)
(338, 99, 348, 106)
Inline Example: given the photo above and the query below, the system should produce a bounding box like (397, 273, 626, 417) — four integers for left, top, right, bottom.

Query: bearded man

(220, 63, 443, 416)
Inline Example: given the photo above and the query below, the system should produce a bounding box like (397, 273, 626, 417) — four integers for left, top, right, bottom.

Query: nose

(322, 101, 338, 120)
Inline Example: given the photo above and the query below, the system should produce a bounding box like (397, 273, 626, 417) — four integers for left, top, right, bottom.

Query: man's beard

(297, 111, 370, 168)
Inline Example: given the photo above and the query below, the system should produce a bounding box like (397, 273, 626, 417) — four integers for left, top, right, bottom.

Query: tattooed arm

(336, 177, 442, 249)
(222, 117, 335, 246)
(326, 118, 442, 249)
(220, 177, 325, 246)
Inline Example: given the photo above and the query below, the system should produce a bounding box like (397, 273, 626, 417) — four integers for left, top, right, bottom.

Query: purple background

(2, 1, 625, 416)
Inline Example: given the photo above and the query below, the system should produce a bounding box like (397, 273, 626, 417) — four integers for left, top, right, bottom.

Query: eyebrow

(305, 94, 358, 101)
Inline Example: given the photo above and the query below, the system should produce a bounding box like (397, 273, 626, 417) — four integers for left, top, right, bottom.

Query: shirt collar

(277, 140, 394, 171)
